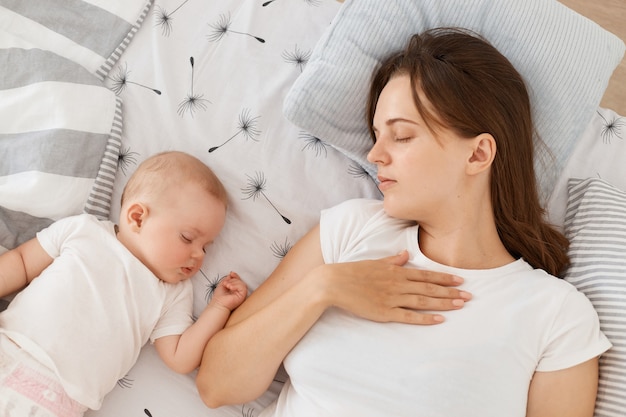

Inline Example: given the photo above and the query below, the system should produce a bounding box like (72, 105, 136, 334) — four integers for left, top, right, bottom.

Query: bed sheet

(87, 0, 380, 415)
(547, 107, 626, 228)
(2, 0, 624, 415)
(86, 343, 285, 417)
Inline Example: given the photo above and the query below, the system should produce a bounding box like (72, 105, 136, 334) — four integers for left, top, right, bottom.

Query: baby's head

(117, 151, 228, 284)
(121, 151, 228, 210)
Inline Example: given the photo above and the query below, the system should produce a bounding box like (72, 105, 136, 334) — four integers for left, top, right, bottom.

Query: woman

(197, 29, 610, 416)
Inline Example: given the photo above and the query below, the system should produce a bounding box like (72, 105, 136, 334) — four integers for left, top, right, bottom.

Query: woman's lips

(377, 176, 396, 191)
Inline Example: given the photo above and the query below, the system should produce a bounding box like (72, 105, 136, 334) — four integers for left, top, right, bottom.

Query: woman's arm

(196, 224, 470, 407)
(526, 358, 599, 417)
(196, 225, 329, 406)
(0, 238, 53, 297)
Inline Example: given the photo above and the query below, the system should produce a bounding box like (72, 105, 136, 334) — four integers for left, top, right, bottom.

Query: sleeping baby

(0, 151, 247, 416)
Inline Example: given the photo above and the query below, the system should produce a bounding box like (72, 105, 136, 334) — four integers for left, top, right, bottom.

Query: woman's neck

(416, 208, 515, 270)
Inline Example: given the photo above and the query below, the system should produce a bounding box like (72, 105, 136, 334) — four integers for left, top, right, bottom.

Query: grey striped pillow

(564, 177, 626, 417)
(0, 0, 152, 252)
(0, 0, 153, 80)
(0, 49, 122, 251)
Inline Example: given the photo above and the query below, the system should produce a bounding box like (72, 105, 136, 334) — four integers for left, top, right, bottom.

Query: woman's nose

(367, 139, 386, 165)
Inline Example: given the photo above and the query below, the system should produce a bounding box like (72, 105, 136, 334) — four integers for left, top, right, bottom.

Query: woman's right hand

(314, 249, 471, 325)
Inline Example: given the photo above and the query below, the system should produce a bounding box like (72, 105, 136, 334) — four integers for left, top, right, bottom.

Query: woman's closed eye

(395, 136, 412, 143)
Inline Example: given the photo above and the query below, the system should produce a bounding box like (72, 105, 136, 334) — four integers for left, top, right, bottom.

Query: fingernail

(452, 275, 464, 284)
(433, 315, 445, 323)
(459, 291, 472, 300)
(452, 299, 465, 307)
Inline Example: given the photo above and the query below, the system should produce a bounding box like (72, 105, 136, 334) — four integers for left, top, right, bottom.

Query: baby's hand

(212, 272, 247, 312)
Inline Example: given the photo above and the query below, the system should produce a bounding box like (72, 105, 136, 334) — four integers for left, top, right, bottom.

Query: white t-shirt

(0, 214, 194, 409)
(262, 199, 611, 417)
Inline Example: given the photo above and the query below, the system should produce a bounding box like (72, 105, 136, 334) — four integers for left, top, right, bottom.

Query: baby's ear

(125, 203, 148, 231)
(467, 133, 496, 175)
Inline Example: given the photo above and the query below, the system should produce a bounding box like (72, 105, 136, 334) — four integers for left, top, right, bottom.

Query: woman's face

(367, 74, 473, 223)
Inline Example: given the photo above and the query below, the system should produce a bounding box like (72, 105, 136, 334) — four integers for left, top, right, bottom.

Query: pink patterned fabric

(0, 334, 87, 417)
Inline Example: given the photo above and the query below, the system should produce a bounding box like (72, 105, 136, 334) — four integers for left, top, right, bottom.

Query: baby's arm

(154, 272, 247, 374)
(0, 238, 53, 298)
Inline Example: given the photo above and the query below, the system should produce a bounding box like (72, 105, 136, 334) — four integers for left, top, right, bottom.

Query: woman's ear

(125, 203, 148, 232)
(467, 133, 496, 175)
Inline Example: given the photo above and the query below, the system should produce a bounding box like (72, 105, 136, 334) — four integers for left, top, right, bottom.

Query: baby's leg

(0, 333, 87, 417)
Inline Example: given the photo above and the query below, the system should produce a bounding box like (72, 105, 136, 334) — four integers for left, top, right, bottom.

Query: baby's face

(133, 184, 226, 284)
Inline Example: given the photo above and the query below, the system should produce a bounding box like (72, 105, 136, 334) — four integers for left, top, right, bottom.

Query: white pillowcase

(548, 107, 626, 229)
(283, 0, 625, 202)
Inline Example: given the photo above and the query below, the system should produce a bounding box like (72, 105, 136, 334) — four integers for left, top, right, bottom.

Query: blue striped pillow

(564, 177, 626, 417)
(283, 0, 625, 203)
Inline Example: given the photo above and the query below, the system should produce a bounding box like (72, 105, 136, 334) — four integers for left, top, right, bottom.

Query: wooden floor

(559, 0, 626, 115)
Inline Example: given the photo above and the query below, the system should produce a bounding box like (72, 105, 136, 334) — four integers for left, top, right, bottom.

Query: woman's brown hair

(366, 28, 569, 276)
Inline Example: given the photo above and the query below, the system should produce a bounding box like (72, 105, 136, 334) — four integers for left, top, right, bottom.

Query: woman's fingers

(389, 308, 447, 325)
(379, 252, 469, 292)
(401, 277, 472, 301)
(374, 263, 472, 301)
(397, 292, 466, 311)
(405, 267, 462, 284)
(327, 256, 472, 324)
(380, 250, 411, 266)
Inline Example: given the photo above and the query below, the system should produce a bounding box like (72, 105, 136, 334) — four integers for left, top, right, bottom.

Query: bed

(0, 0, 625, 416)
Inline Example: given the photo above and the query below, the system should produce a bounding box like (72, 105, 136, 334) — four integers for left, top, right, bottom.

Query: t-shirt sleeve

(536, 288, 612, 372)
(150, 280, 195, 342)
(35, 215, 79, 258)
(319, 198, 382, 264)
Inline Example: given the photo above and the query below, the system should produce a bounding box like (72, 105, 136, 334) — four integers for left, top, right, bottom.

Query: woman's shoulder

(333, 197, 383, 207)
(324, 198, 384, 215)
(320, 198, 413, 244)
(320, 198, 384, 228)
(516, 260, 585, 297)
